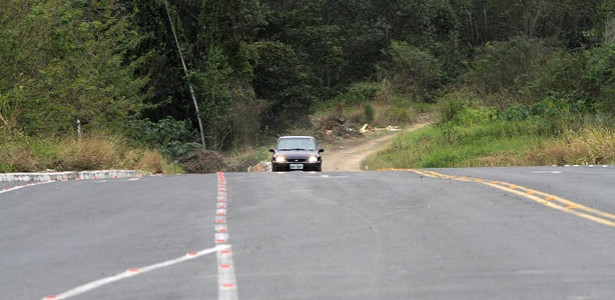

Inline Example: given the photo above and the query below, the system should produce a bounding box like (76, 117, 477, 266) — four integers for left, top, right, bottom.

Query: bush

(364, 104, 375, 123)
(500, 103, 529, 122)
(437, 94, 496, 126)
(497, 97, 603, 135)
(130, 117, 199, 158)
(437, 98, 467, 124)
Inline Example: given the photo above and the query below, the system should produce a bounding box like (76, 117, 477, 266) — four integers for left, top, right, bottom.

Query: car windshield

(276, 138, 316, 151)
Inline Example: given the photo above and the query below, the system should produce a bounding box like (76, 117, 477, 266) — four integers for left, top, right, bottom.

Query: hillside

(1, 1, 614, 172)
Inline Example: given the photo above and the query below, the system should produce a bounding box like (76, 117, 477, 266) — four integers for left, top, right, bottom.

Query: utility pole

(164, 0, 207, 150)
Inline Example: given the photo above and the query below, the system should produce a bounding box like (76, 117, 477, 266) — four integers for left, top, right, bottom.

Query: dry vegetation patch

(0, 133, 181, 174)
(528, 128, 615, 165)
(59, 137, 123, 171)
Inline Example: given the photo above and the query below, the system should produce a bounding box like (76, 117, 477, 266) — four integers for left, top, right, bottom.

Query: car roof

(277, 136, 315, 140)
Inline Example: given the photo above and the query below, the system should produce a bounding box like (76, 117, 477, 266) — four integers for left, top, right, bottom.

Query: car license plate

(290, 164, 303, 170)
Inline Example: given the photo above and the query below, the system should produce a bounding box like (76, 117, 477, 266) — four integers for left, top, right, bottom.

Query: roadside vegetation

(365, 104, 615, 169)
(365, 39, 615, 168)
(0, 130, 182, 174)
(1, 1, 614, 173)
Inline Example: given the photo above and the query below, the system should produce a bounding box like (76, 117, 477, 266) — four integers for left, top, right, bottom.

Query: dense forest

(1, 0, 614, 172)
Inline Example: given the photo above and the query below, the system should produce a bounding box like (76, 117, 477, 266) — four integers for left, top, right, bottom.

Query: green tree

(534, 44, 615, 114)
(377, 41, 443, 102)
(129, 0, 267, 150)
(254, 1, 346, 131)
(453, 0, 604, 47)
(464, 37, 554, 102)
(0, 0, 146, 135)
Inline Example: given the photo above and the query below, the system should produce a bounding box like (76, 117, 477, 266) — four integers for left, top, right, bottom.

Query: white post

(77, 119, 82, 140)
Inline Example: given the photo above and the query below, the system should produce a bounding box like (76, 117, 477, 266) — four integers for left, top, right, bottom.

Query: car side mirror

(269, 148, 275, 153)
(318, 149, 325, 153)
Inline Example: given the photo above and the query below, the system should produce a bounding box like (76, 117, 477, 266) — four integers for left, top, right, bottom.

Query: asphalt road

(2, 166, 615, 299)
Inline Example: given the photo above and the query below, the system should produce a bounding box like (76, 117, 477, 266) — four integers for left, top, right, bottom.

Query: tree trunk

(606, 13, 615, 44)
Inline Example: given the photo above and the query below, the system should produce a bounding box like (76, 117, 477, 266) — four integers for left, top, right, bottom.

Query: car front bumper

(272, 162, 322, 172)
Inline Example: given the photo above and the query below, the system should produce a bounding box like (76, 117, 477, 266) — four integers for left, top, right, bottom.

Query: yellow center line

(487, 180, 615, 221)
(401, 169, 615, 228)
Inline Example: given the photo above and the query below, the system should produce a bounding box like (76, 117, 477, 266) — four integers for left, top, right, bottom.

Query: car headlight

(308, 156, 318, 163)
(275, 156, 286, 163)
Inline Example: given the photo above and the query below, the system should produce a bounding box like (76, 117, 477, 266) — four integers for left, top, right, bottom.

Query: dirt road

(322, 122, 429, 172)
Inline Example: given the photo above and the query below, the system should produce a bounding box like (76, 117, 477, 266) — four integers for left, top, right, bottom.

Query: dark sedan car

(269, 136, 324, 172)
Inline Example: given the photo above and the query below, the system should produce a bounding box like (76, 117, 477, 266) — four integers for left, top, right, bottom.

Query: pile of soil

(177, 149, 228, 173)
(248, 161, 272, 173)
(315, 118, 364, 144)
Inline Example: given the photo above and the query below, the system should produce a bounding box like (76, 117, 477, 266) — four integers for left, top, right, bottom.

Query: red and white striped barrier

(216, 172, 239, 300)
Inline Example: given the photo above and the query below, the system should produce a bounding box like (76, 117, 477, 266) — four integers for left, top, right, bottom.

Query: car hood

(274, 150, 319, 158)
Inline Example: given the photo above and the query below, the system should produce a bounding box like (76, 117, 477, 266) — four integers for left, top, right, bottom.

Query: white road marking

(0, 180, 56, 194)
(1, 175, 142, 195)
(42, 245, 229, 300)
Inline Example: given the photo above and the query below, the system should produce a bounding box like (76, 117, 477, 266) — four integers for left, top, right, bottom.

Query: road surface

(1, 166, 615, 299)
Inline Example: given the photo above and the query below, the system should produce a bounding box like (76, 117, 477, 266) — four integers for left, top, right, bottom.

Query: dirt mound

(315, 118, 364, 144)
(177, 149, 227, 173)
(248, 161, 272, 172)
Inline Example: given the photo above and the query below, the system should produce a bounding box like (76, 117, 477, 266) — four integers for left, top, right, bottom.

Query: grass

(364, 123, 543, 169)
(364, 118, 615, 170)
